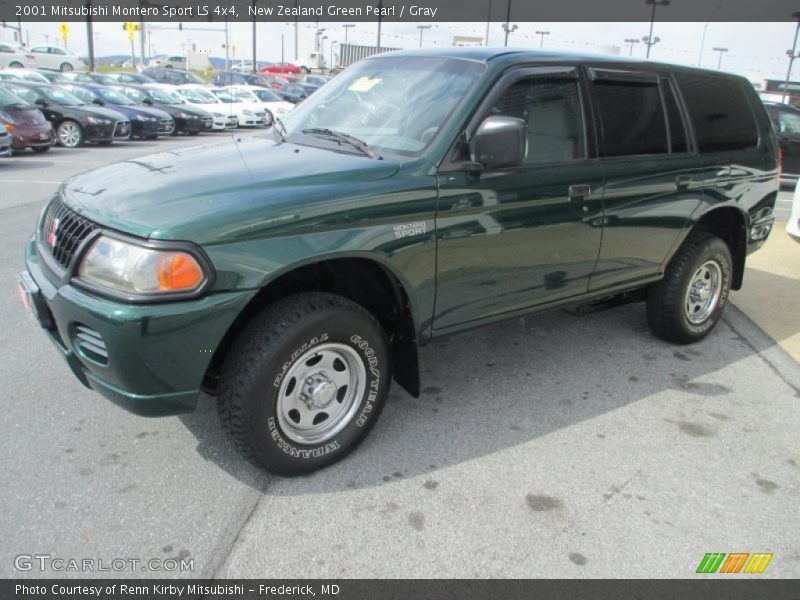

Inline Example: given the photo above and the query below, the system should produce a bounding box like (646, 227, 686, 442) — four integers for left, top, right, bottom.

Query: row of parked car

(0, 67, 327, 153)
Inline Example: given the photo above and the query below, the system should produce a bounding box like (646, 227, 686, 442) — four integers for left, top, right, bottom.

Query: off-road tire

(646, 232, 732, 344)
(217, 292, 391, 475)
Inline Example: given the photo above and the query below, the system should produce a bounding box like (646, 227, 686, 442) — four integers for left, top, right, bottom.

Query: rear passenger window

(489, 76, 586, 163)
(675, 74, 758, 153)
(593, 81, 668, 156)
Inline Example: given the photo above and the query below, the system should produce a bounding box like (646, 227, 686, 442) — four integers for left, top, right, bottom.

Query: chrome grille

(159, 118, 173, 133)
(40, 197, 97, 270)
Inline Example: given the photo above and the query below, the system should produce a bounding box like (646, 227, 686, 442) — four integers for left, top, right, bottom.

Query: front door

(433, 68, 604, 331)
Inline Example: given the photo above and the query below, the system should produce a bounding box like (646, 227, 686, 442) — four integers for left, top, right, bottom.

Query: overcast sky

(2, 20, 798, 80)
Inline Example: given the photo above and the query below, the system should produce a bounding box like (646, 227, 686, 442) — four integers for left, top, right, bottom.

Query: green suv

(18, 49, 778, 474)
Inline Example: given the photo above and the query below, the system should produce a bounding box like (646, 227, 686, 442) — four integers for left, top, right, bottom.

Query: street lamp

(624, 38, 640, 56)
(329, 40, 338, 74)
(782, 12, 800, 103)
(417, 24, 432, 48)
(315, 27, 326, 52)
(503, 0, 516, 47)
(644, 0, 670, 59)
(698, 5, 722, 66)
(712, 47, 728, 70)
(535, 30, 550, 48)
(342, 23, 356, 46)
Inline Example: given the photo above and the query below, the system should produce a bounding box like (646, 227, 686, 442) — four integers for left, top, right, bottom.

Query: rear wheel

(217, 293, 391, 475)
(646, 232, 732, 344)
(9, 61, 23, 68)
(60, 62, 73, 72)
(56, 120, 83, 148)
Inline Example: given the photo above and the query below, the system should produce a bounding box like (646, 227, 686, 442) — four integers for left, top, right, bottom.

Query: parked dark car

(302, 74, 329, 86)
(56, 72, 96, 84)
(140, 67, 204, 86)
(58, 83, 174, 140)
(104, 72, 156, 85)
(37, 71, 71, 83)
(86, 72, 118, 85)
(115, 84, 211, 135)
(0, 82, 129, 147)
(763, 101, 800, 185)
(278, 81, 319, 103)
(212, 71, 274, 87)
(0, 85, 53, 152)
(17, 49, 778, 475)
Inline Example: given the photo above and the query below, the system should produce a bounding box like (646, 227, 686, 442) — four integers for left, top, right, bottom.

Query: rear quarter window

(675, 73, 758, 153)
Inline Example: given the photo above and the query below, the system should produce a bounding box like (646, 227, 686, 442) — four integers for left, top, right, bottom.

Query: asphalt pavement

(1, 135, 798, 579)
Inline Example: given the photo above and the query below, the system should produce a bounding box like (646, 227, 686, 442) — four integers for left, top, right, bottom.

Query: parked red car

(258, 62, 301, 75)
(0, 85, 53, 153)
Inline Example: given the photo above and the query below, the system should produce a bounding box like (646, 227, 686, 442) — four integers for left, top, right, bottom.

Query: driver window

(489, 76, 586, 163)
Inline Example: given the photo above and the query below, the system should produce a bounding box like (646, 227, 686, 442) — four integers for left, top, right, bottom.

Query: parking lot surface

(1, 136, 798, 579)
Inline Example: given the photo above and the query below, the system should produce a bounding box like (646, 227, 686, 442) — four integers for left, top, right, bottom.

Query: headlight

(78, 236, 209, 296)
(134, 114, 146, 121)
(243, 110, 253, 116)
(85, 116, 110, 124)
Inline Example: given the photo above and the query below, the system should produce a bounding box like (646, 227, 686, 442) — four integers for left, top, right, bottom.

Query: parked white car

(28, 45, 84, 72)
(0, 68, 49, 83)
(173, 84, 238, 130)
(208, 87, 267, 127)
(222, 84, 293, 127)
(148, 55, 187, 69)
(789, 179, 800, 242)
(0, 43, 36, 69)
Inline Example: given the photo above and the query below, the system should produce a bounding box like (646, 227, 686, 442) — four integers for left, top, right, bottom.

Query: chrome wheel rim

(685, 260, 723, 324)
(276, 343, 365, 445)
(263, 110, 274, 127)
(58, 122, 81, 147)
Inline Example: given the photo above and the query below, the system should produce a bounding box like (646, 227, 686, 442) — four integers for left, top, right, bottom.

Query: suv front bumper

(21, 237, 256, 417)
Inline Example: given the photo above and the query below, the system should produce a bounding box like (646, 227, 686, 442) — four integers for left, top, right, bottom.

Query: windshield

(61, 86, 95, 103)
(185, 72, 204, 84)
(210, 89, 237, 103)
(147, 88, 182, 104)
(280, 57, 484, 157)
(119, 86, 146, 103)
(779, 111, 800, 134)
(252, 88, 281, 102)
(40, 86, 85, 106)
(231, 88, 258, 102)
(98, 87, 136, 105)
(0, 87, 33, 109)
(178, 87, 218, 103)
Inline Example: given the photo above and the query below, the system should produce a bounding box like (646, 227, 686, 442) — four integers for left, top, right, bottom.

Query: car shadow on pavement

(177, 299, 794, 493)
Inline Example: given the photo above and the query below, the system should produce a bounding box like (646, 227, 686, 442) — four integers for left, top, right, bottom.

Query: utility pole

(224, 17, 229, 71)
(485, 0, 492, 46)
(712, 47, 728, 70)
(294, 0, 298, 61)
(138, 0, 146, 65)
(417, 24, 432, 48)
(782, 12, 800, 103)
(503, 0, 513, 47)
(85, 0, 95, 71)
(624, 38, 639, 56)
(252, 0, 257, 73)
(644, 0, 670, 59)
(376, 0, 383, 51)
(535, 30, 549, 48)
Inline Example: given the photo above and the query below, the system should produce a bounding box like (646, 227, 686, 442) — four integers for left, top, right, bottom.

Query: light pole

(315, 28, 326, 52)
(376, 0, 383, 51)
(642, 35, 660, 57)
(417, 24, 432, 48)
(644, 0, 670, 59)
(624, 38, 640, 56)
(712, 47, 728, 70)
(698, 5, 722, 66)
(503, 0, 516, 47)
(343, 24, 356, 46)
(485, 0, 492, 46)
(329, 40, 337, 74)
(782, 12, 800, 103)
(535, 30, 550, 48)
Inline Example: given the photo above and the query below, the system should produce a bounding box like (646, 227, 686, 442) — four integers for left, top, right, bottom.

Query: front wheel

(646, 232, 732, 344)
(60, 62, 73, 72)
(218, 293, 391, 475)
(56, 120, 84, 148)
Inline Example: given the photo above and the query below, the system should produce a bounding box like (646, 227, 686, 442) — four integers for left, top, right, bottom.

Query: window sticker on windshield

(348, 77, 381, 92)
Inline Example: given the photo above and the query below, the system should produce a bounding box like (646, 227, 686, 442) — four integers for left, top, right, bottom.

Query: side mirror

(34, 97, 47, 108)
(470, 115, 527, 170)
(143, 97, 153, 105)
(92, 98, 103, 106)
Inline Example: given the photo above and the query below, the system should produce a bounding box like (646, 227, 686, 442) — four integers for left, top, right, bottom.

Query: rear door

(433, 66, 604, 331)
(586, 67, 704, 292)
(773, 106, 800, 176)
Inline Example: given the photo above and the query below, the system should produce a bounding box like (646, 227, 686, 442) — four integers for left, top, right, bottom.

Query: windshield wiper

(273, 116, 287, 141)
(301, 128, 377, 159)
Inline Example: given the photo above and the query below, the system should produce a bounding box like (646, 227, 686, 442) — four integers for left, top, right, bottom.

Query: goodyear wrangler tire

(646, 232, 732, 344)
(218, 292, 391, 475)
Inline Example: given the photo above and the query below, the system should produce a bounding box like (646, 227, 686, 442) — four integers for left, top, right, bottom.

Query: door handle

(676, 174, 692, 188)
(568, 184, 591, 199)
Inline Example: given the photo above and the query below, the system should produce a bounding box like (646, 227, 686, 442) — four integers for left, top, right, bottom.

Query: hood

(61, 135, 401, 243)
(3, 108, 46, 125)
(70, 105, 128, 122)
